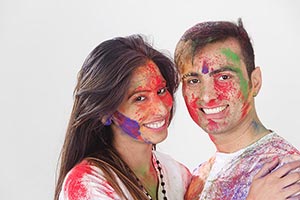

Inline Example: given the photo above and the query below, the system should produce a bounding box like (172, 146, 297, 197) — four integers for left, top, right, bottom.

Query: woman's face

(112, 61, 173, 144)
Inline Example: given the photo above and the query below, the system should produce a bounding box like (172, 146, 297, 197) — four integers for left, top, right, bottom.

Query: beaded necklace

(128, 154, 168, 200)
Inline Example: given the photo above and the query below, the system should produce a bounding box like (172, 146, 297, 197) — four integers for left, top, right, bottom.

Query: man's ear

(250, 66, 262, 97)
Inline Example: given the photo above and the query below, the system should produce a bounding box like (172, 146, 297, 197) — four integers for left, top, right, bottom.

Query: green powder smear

(221, 48, 249, 99)
(221, 48, 240, 64)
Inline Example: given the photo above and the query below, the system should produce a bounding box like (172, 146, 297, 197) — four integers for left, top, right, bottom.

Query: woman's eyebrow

(128, 80, 167, 99)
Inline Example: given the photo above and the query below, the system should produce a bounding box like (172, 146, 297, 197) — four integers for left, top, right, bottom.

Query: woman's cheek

(163, 92, 173, 110)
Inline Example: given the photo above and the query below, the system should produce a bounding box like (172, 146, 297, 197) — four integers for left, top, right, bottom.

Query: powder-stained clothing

(185, 132, 300, 200)
(60, 151, 191, 200)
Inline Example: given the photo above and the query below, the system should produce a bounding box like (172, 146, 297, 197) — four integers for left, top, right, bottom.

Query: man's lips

(201, 105, 228, 115)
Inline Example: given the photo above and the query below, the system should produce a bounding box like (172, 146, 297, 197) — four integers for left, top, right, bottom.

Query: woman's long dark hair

(54, 35, 179, 200)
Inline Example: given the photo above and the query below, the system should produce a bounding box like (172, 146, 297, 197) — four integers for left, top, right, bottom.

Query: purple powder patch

(113, 111, 142, 140)
(202, 61, 209, 74)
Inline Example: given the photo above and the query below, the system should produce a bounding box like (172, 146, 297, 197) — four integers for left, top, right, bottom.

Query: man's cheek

(185, 95, 201, 123)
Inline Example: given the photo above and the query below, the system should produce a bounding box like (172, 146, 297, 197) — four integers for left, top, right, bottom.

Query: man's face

(181, 38, 256, 135)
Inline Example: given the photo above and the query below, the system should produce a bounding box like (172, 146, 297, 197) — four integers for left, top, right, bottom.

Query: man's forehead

(178, 38, 244, 75)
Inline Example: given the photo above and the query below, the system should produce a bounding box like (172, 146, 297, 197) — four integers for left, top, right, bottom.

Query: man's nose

(200, 80, 217, 104)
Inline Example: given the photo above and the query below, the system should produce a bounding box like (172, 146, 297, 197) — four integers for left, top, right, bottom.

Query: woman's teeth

(144, 120, 165, 129)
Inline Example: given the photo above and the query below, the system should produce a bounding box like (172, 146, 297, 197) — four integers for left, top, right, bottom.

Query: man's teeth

(203, 106, 226, 114)
(145, 120, 165, 129)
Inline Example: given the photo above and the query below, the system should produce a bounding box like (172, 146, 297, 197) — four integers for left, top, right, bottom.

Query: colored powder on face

(205, 99, 219, 107)
(241, 95, 251, 118)
(235, 67, 249, 99)
(202, 61, 209, 74)
(218, 67, 249, 99)
(185, 93, 200, 124)
(221, 48, 240, 64)
(164, 91, 173, 109)
(221, 48, 249, 99)
(215, 85, 232, 101)
(113, 111, 143, 141)
(207, 119, 219, 132)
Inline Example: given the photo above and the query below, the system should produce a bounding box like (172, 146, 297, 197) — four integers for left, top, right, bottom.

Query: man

(174, 19, 300, 199)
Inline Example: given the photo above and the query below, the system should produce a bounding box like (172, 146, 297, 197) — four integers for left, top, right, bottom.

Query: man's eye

(188, 79, 200, 84)
(158, 87, 167, 95)
(219, 75, 230, 81)
(135, 96, 146, 102)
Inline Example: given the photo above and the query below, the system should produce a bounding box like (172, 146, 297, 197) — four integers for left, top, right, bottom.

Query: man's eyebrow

(182, 72, 199, 79)
(209, 67, 238, 76)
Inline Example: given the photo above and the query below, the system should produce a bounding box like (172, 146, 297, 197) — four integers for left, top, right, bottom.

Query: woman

(55, 35, 300, 200)
(55, 35, 190, 200)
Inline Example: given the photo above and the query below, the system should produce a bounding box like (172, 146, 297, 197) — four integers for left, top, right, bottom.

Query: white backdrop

(1, 0, 300, 199)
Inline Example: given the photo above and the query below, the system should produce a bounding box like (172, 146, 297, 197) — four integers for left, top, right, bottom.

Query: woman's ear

(101, 115, 112, 126)
(251, 67, 262, 97)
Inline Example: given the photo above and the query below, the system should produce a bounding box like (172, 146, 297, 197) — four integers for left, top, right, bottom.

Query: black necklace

(129, 155, 168, 200)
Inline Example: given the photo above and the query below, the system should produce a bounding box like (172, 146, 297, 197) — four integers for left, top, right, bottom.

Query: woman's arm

(247, 158, 300, 200)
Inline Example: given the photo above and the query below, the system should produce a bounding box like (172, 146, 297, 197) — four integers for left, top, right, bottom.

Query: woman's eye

(158, 87, 167, 95)
(188, 79, 200, 84)
(219, 74, 230, 81)
(135, 96, 146, 102)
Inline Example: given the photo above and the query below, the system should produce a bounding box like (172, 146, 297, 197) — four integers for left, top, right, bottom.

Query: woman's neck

(113, 134, 159, 199)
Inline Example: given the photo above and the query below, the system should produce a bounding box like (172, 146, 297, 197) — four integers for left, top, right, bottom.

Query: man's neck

(209, 117, 269, 153)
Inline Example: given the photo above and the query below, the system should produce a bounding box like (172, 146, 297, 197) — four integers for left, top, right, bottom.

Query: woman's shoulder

(60, 160, 122, 200)
(153, 151, 183, 166)
(153, 151, 192, 177)
(153, 151, 192, 196)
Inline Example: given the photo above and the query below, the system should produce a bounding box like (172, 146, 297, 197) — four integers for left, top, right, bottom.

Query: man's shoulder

(252, 132, 300, 156)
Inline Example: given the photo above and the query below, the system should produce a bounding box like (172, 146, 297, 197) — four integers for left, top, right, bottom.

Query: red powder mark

(101, 180, 116, 198)
(137, 64, 173, 116)
(209, 134, 217, 142)
(205, 99, 219, 107)
(237, 89, 251, 119)
(207, 119, 219, 132)
(134, 85, 173, 119)
(163, 92, 173, 109)
(147, 61, 156, 70)
(241, 102, 251, 119)
(185, 93, 200, 123)
(214, 79, 235, 101)
(150, 77, 161, 89)
(64, 161, 92, 200)
(135, 64, 164, 92)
